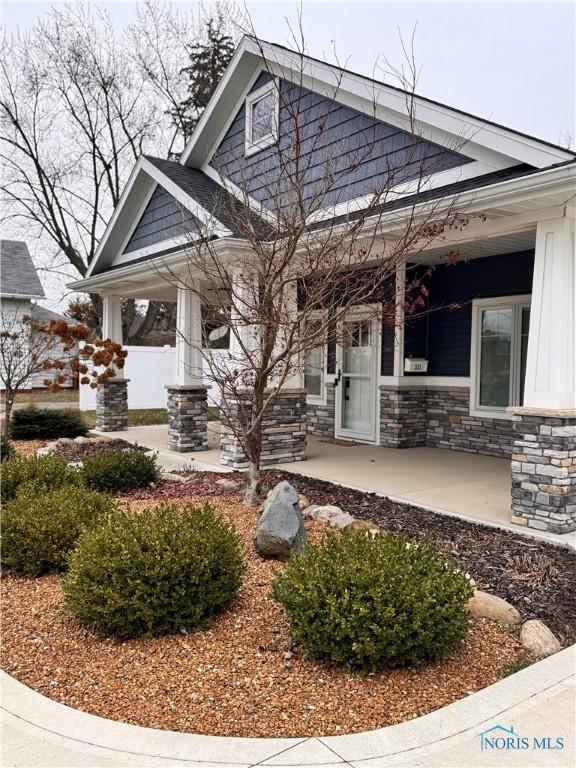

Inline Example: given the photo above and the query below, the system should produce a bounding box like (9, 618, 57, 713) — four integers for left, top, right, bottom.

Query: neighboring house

(0, 239, 74, 390)
(69, 37, 576, 534)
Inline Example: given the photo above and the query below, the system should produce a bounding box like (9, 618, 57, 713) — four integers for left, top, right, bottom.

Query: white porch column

(229, 271, 259, 364)
(510, 212, 576, 535)
(167, 284, 208, 452)
(102, 295, 124, 378)
(393, 263, 406, 378)
(523, 214, 575, 410)
(175, 285, 203, 386)
(96, 295, 127, 431)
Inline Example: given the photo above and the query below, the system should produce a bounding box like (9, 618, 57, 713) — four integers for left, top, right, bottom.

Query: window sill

(244, 135, 276, 157)
(469, 407, 515, 421)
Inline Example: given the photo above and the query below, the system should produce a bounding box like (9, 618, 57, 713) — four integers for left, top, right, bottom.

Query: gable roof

(30, 304, 67, 323)
(181, 36, 575, 172)
(0, 240, 45, 299)
(144, 157, 273, 238)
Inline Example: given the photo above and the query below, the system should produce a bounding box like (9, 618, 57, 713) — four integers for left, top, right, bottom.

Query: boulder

(37, 442, 58, 456)
(329, 512, 355, 529)
(344, 519, 381, 535)
(254, 481, 306, 560)
(298, 494, 310, 510)
(466, 590, 522, 626)
(301, 504, 320, 518)
(161, 472, 187, 483)
(308, 504, 345, 523)
(74, 436, 92, 445)
(56, 437, 75, 446)
(216, 478, 243, 490)
(520, 620, 561, 657)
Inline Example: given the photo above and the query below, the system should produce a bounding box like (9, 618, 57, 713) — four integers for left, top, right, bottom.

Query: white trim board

(180, 36, 574, 171)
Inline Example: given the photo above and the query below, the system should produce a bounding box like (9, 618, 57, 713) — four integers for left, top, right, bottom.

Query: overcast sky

(4, 0, 574, 145)
(2, 1, 575, 310)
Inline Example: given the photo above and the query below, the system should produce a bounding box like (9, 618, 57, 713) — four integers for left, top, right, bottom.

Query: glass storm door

(336, 316, 377, 442)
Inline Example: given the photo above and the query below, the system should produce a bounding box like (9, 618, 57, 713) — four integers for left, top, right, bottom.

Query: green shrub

(1, 486, 115, 577)
(1, 433, 14, 461)
(0, 454, 83, 503)
(63, 503, 244, 638)
(82, 448, 159, 493)
(10, 407, 87, 440)
(272, 533, 474, 671)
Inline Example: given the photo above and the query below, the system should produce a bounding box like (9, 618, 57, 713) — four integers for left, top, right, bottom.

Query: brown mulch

(1, 494, 530, 738)
(10, 439, 45, 458)
(53, 438, 149, 460)
(265, 470, 576, 648)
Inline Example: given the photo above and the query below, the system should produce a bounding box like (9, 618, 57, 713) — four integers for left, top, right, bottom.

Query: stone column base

(166, 385, 208, 452)
(95, 379, 128, 432)
(220, 389, 307, 469)
(379, 386, 426, 448)
(510, 408, 576, 534)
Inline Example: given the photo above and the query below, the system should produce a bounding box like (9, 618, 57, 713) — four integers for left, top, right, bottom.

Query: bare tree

(158, 35, 474, 504)
(0, 310, 126, 429)
(0, 0, 238, 340)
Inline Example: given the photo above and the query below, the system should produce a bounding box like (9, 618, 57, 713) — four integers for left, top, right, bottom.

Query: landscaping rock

(37, 442, 58, 456)
(254, 481, 306, 560)
(298, 494, 310, 510)
(56, 437, 76, 446)
(74, 436, 92, 445)
(520, 620, 561, 657)
(216, 478, 243, 490)
(344, 519, 381, 535)
(301, 504, 320, 518)
(329, 512, 355, 529)
(161, 472, 187, 483)
(308, 504, 345, 523)
(466, 591, 522, 626)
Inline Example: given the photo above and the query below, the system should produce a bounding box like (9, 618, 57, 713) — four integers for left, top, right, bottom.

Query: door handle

(335, 368, 342, 387)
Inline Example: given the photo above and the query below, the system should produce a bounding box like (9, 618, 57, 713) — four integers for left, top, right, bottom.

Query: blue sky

(3, 0, 575, 146)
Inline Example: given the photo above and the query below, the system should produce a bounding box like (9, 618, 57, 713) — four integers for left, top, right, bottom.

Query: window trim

(470, 294, 531, 420)
(302, 313, 326, 404)
(244, 80, 279, 157)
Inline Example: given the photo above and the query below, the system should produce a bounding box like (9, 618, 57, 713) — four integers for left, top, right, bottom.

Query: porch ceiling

(416, 228, 536, 263)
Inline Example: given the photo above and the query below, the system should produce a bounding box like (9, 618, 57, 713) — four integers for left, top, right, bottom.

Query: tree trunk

(3, 391, 14, 435)
(244, 459, 261, 506)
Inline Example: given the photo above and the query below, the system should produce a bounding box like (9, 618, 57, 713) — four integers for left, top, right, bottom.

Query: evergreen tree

(174, 16, 235, 142)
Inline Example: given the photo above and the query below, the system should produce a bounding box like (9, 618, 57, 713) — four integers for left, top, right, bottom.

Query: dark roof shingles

(0, 240, 45, 298)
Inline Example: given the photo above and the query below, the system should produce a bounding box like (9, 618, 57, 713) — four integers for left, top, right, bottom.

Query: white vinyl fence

(79, 345, 228, 411)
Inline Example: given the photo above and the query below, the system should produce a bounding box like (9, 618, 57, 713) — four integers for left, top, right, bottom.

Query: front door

(335, 315, 378, 443)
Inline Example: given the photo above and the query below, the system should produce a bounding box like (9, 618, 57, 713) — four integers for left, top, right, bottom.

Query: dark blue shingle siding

(123, 186, 201, 253)
(404, 250, 535, 376)
(210, 73, 472, 213)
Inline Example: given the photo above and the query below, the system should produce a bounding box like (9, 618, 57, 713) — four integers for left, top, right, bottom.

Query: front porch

(102, 422, 517, 530)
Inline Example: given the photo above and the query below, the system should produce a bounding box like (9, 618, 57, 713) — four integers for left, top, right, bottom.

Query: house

(1, 239, 74, 389)
(69, 37, 576, 534)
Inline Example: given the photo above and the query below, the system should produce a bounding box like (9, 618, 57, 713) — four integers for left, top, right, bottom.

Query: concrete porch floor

(97, 424, 575, 547)
(102, 422, 513, 518)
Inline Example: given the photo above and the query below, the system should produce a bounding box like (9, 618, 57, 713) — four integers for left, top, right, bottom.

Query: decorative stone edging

(2, 646, 574, 767)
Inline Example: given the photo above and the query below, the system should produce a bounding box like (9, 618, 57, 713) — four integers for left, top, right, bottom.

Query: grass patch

(500, 659, 531, 678)
(1, 391, 79, 409)
(82, 409, 169, 429)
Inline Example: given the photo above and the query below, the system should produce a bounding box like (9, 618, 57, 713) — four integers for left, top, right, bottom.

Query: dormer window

(245, 80, 278, 156)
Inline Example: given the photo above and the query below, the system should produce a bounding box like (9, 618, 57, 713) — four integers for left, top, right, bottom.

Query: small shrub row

(10, 407, 87, 440)
(272, 532, 473, 671)
(63, 504, 244, 638)
(1, 433, 14, 461)
(82, 449, 160, 493)
(1, 486, 116, 576)
(1, 449, 160, 503)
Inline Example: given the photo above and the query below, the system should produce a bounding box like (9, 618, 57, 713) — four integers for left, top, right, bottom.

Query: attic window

(245, 81, 278, 156)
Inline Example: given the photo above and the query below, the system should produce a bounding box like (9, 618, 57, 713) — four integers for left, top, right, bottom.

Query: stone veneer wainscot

(95, 379, 129, 432)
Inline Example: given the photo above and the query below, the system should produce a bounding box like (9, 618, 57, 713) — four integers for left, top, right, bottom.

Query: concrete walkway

(96, 424, 576, 549)
(1, 646, 574, 767)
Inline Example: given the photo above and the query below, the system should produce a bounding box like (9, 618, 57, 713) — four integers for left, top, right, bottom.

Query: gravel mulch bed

(10, 439, 46, 458)
(53, 438, 150, 460)
(264, 470, 576, 648)
(1, 494, 530, 738)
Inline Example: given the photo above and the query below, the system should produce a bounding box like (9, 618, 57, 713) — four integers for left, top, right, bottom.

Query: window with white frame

(303, 318, 325, 400)
(471, 296, 531, 417)
(245, 81, 278, 156)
